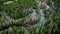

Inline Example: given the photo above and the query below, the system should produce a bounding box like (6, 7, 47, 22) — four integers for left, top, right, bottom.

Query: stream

(0, 1, 50, 33)
(33, 2, 50, 27)
(33, 9, 45, 27)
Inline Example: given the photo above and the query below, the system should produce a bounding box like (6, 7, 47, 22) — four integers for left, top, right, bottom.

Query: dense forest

(0, 0, 60, 34)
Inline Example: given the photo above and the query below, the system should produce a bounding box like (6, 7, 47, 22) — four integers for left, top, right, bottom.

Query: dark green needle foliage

(0, 0, 60, 34)
(0, 0, 37, 19)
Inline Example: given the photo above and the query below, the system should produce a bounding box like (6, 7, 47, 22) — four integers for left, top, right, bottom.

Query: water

(33, 9, 45, 27)
(39, 9, 45, 25)
(33, 2, 50, 27)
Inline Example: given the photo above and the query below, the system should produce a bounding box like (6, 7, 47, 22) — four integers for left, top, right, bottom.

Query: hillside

(0, 0, 60, 34)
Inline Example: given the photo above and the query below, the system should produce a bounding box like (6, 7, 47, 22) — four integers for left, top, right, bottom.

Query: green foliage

(0, 0, 37, 19)
(13, 0, 60, 34)
(0, 0, 60, 34)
